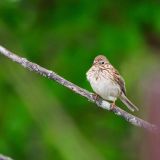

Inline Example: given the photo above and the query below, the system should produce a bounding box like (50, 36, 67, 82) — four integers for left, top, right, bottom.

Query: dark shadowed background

(0, 1, 160, 160)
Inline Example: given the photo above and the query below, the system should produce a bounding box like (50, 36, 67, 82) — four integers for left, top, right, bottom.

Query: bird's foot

(92, 93, 100, 101)
(110, 102, 116, 110)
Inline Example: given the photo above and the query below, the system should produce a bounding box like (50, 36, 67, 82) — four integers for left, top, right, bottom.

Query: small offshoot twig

(0, 154, 13, 160)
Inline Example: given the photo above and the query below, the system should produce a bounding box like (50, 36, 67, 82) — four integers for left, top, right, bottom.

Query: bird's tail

(120, 93, 139, 112)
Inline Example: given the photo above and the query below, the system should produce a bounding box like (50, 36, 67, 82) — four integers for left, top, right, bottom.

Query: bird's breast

(86, 68, 120, 101)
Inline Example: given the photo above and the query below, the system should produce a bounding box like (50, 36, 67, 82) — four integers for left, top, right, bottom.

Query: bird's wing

(110, 66, 126, 95)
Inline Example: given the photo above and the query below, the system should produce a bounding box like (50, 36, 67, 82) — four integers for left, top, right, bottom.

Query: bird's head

(93, 55, 109, 66)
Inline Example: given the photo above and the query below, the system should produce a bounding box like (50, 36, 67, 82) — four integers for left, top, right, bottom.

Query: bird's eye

(100, 61, 104, 64)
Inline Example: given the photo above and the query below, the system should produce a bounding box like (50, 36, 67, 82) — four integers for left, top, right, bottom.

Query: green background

(0, 1, 160, 160)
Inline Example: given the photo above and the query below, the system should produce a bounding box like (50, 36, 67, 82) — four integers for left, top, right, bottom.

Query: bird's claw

(110, 102, 116, 110)
(92, 93, 100, 101)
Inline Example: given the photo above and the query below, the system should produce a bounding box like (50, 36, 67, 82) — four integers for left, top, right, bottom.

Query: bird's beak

(93, 61, 96, 65)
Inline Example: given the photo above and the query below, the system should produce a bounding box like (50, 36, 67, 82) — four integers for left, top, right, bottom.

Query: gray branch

(0, 154, 13, 160)
(0, 45, 159, 133)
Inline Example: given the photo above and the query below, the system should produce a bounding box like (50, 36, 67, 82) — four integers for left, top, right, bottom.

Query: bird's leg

(92, 93, 100, 101)
(110, 101, 116, 110)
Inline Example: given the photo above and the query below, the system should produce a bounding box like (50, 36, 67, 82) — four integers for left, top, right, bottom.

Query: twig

(0, 45, 159, 133)
(0, 154, 13, 160)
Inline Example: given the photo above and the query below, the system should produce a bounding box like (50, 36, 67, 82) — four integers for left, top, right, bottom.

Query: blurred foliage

(0, 1, 160, 160)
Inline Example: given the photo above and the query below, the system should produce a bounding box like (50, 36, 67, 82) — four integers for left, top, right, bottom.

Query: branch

(0, 154, 13, 160)
(0, 45, 159, 133)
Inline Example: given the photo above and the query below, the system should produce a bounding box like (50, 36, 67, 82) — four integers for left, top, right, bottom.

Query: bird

(86, 55, 139, 112)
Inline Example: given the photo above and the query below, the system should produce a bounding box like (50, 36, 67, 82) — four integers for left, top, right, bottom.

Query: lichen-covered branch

(0, 45, 159, 133)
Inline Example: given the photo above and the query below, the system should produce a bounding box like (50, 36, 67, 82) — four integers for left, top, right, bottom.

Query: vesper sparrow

(86, 55, 139, 112)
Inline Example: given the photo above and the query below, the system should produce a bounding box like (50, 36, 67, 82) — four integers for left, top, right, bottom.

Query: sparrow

(86, 55, 139, 112)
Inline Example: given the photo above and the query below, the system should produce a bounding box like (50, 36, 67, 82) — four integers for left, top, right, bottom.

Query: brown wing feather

(109, 65, 126, 95)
